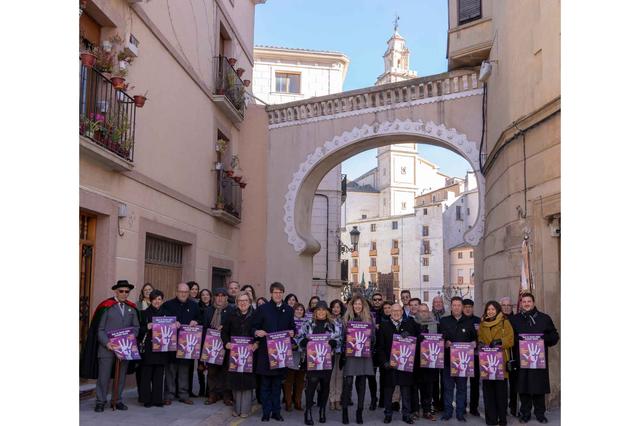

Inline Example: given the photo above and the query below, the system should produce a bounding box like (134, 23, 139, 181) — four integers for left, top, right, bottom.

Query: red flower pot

(111, 76, 126, 90)
(239, 182, 247, 189)
(236, 68, 245, 77)
(133, 95, 147, 108)
(80, 51, 96, 68)
(243, 79, 251, 87)
(233, 176, 242, 183)
(227, 57, 237, 66)
(225, 170, 234, 177)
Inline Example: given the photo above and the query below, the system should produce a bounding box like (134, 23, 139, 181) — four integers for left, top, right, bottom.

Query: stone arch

(283, 118, 485, 255)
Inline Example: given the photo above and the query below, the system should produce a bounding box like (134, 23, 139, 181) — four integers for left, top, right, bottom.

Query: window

(458, 0, 482, 26)
(467, 208, 470, 215)
(470, 269, 475, 285)
(370, 258, 377, 267)
(457, 269, 464, 284)
(423, 291, 429, 302)
(370, 223, 376, 232)
(456, 206, 463, 221)
(458, 252, 463, 259)
(392, 221, 398, 230)
(392, 240, 399, 249)
(469, 251, 474, 259)
(422, 257, 429, 267)
(423, 208, 428, 215)
(275, 72, 301, 93)
(422, 225, 429, 236)
(370, 241, 377, 251)
(392, 256, 399, 266)
(361, 214, 367, 219)
(422, 240, 430, 254)
(423, 275, 429, 282)
(401, 201, 407, 210)
(353, 259, 358, 267)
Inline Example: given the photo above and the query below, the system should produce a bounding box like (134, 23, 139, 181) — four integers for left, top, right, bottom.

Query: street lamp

(349, 226, 360, 251)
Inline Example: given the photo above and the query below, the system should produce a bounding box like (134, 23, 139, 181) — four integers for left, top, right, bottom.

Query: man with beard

(500, 296, 518, 416)
(412, 303, 439, 420)
(463, 299, 481, 417)
(227, 280, 240, 305)
(509, 293, 559, 424)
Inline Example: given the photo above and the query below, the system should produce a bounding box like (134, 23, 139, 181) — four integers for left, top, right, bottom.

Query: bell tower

(375, 16, 417, 86)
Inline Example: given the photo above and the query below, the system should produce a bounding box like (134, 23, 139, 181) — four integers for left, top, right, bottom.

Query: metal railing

(79, 62, 136, 162)
(213, 56, 246, 118)
(217, 173, 243, 219)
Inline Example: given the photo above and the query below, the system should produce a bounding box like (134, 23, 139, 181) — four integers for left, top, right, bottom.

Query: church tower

(375, 17, 417, 86)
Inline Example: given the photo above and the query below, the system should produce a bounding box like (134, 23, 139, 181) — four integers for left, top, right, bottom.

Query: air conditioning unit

(124, 32, 140, 57)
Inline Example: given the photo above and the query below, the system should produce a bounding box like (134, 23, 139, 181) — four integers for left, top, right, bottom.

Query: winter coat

(478, 313, 514, 378)
(161, 297, 202, 365)
(250, 299, 296, 376)
(297, 318, 341, 379)
(509, 307, 559, 394)
(341, 314, 376, 377)
(414, 318, 439, 384)
(221, 308, 256, 390)
(438, 314, 477, 367)
(377, 317, 420, 387)
(139, 305, 171, 366)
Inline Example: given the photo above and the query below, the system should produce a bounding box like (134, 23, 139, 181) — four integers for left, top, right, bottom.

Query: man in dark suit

(251, 282, 296, 422)
(161, 282, 202, 405)
(95, 280, 140, 412)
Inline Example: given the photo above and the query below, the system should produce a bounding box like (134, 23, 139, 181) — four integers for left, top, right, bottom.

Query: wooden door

(144, 236, 184, 298)
(79, 212, 97, 350)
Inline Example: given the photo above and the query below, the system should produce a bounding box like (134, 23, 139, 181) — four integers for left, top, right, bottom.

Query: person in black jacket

(463, 299, 481, 417)
(438, 296, 477, 422)
(413, 303, 439, 420)
(161, 282, 202, 405)
(203, 287, 236, 406)
(377, 303, 420, 424)
(500, 296, 519, 417)
(251, 282, 296, 422)
(509, 293, 559, 424)
(139, 290, 171, 407)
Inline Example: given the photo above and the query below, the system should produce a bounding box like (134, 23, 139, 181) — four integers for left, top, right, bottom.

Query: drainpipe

(314, 193, 330, 294)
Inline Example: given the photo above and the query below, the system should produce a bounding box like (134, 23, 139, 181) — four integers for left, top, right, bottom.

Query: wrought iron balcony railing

(216, 173, 243, 220)
(214, 56, 246, 118)
(79, 62, 136, 162)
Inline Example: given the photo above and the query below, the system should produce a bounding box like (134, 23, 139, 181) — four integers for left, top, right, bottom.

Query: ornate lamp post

(439, 285, 472, 303)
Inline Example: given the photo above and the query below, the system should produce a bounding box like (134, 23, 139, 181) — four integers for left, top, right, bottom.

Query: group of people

(80, 280, 558, 426)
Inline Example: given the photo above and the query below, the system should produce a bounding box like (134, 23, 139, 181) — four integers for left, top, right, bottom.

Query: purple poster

(450, 342, 475, 377)
(107, 327, 141, 361)
(176, 325, 203, 360)
(390, 334, 416, 372)
(345, 321, 372, 358)
(420, 333, 444, 368)
(201, 329, 225, 365)
(479, 347, 504, 380)
(306, 334, 333, 371)
(266, 331, 294, 369)
(229, 336, 254, 373)
(519, 334, 546, 369)
(294, 318, 307, 336)
(152, 316, 177, 352)
(305, 312, 314, 320)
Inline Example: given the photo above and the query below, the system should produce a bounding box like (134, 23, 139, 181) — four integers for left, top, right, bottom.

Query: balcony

(213, 56, 246, 124)
(79, 62, 136, 168)
(447, 0, 493, 70)
(212, 173, 243, 226)
(351, 266, 359, 274)
(368, 266, 377, 273)
(369, 250, 377, 256)
(391, 247, 400, 255)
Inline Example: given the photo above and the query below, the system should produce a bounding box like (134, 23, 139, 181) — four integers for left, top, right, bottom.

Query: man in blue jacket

(251, 282, 296, 422)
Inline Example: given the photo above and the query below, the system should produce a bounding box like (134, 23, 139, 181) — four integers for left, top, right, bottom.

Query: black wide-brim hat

(112, 280, 134, 290)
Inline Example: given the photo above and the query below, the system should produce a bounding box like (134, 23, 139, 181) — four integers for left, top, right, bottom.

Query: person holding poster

(296, 301, 341, 425)
(90, 280, 140, 412)
(328, 299, 346, 411)
(284, 303, 306, 412)
(438, 296, 477, 422)
(376, 303, 419, 424)
(161, 282, 202, 406)
(340, 295, 376, 424)
(139, 289, 171, 407)
(478, 301, 514, 426)
(221, 291, 258, 418)
(413, 303, 439, 420)
(509, 293, 558, 424)
(463, 299, 482, 417)
(251, 282, 296, 422)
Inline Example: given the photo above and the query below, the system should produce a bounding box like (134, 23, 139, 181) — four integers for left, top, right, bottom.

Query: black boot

(342, 407, 349, 424)
(305, 408, 314, 425)
(369, 397, 377, 411)
(319, 407, 326, 423)
(356, 408, 363, 424)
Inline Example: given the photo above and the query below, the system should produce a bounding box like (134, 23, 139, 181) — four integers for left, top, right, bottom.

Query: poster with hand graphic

(450, 342, 475, 377)
(294, 318, 306, 336)
(176, 325, 203, 360)
(229, 336, 254, 373)
(201, 329, 225, 365)
(152, 316, 177, 352)
(345, 321, 372, 358)
(107, 327, 141, 361)
(519, 334, 546, 369)
(306, 334, 333, 371)
(266, 331, 294, 369)
(420, 333, 444, 368)
(479, 347, 504, 380)
(390, 334, 416, 372)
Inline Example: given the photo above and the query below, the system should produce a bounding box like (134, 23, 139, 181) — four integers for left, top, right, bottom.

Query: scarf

(432, 307, 446, 321)
(211, 300, 229, 329)
(391, 318, 401, 331)
(521, 307, 539, 327)
(481, 312, 504, 328)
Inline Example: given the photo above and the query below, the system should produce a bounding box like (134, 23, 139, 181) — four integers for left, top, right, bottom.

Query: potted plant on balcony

(227, 57, 237, 66)
(215, 138, 228, 153)
(94, 45, 115, 75)
(80, 47, 96, 68)
(236, 67, 245, 78)
(224, 169, 234, 177)
(111, 68, 127, 90)
(239, 181, 247, 189)
(117, 51, 135, 71)
(133, 91, 148, 108)
(216, 194, 225, 210)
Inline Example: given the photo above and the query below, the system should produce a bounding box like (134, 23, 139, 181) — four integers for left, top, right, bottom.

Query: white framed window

(392, 221, 398, 230)
(275, 72, 301, 93)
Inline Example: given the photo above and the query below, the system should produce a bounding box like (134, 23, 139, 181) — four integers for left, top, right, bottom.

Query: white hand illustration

(160, 326, 173, 351)
(181, 334, 198, 357)
(115, 338, 133, 359)
(426, 342, 441, 368)
(271, 341, 288, 366)
(393, 345, 412, 370)
(206, 339, 223, 362)
(523, 343, 542, 368)
(231, 346, 250, 371)
(482, 354, 500, 379)
(353, 332, 367, 356)
(310, 344, 328, 369)
(453, 351, 471, 376)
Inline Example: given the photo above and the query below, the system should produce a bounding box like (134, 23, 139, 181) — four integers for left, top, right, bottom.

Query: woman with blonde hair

(340, 295, 375, 424)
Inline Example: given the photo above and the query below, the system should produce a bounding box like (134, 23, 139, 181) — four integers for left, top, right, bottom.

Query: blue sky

(255, 0, 472, 179)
